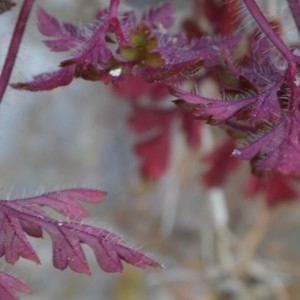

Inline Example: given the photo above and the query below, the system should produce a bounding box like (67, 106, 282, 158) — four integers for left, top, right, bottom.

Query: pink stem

(0, 0, 35, 102)
(243, 0, 295, 62)
(109, 0, 119, 17)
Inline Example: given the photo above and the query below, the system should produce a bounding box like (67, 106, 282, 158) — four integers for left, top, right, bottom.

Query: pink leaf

(245, 174, 298, 206)
(37, 7, 64, 36)
(172, 87, 253, 122)
(11, 66, 75, 91)
(142, 3, 175, 28)
(129, 107, 176, 179)
(203, 138, 241, 187)
(0, 271, 31, 300)
(180, 109, 202, 149)
(234, 112, 300, 176)
(0, 189, 162, 274)
(0, 214, 40, 264)
(59, 223, 162, 273)
(17, 188, 107, 221)
(37, 7, 85, 51)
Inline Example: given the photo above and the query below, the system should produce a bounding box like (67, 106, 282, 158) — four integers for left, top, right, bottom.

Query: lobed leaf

(37, 7, 85, 51)
(203, 138, 240, 187)
(0, 271, 31, 300)
(11, 66, 76, 91)
(245, 174, 298, 207)
(142, 3, 175, 29)
(172, 87, 253, 123)
(129, 107, 176, 179)
(0, 188, 162, 275)
(0, 214, 40, 265)
(16, 188, 107, 221)
(234, 112, 300, 176)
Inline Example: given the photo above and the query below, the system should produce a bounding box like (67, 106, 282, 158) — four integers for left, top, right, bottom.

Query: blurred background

(1, 0, 300, 299)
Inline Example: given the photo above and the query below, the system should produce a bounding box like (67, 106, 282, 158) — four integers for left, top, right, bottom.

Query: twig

(0, 0, 35, 102)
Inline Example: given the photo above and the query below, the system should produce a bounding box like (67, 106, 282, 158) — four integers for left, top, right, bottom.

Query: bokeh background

(1, 1, 300, 299)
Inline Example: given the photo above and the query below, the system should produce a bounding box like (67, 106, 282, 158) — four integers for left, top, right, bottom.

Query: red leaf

(234, 112, 300, 176)
(129, 107, 176, 179)
(11, 66, 76, 91)
(42, 220, 162, 274)
(172, 87, 253, 123)
(180, 109, 202, 149)
(112, 74, 169, 102)
(245, 174, 298, 206)
(18, 188, 107, 221)
(203, 138, 241, 187)
(142, 3, 175, 28)
(0, 214, 40, 264)
(37, 7, 86, 51)
(0, 189, 162, 274)
(0, 271, 31, 300)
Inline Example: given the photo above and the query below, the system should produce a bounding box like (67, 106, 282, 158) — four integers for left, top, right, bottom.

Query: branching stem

(0, 0, 35, 102)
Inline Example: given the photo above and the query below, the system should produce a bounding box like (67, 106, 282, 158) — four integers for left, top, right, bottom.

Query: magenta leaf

(0, 188, 161, 275)
(234, 112, 300, 176)
(0, 214, 40, 264)
(129, 106, 176, 179)
(12, 2, 239, 91)
(49, 223, 161, 273)
(112, 74, 169, 102)
(245, 174, 298, 207)
(37, 6, 85, 51)
(0, 271, 31, 300)
(16, 188, 107, 221)
(172, 86, 253, 123)
(180, 109, 202, 149)
(203, 138, 241, 187)
(142, 3, 175, 29)
(11, 66, 75, 91)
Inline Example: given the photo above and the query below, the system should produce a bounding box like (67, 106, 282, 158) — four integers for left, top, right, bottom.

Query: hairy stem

(0, 0, 35, 102)
(109, 0, 119, 17)
(243, 0, 295, 62)
(287, 0, 300, 36)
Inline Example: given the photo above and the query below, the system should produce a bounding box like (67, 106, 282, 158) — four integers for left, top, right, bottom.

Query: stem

(109, 0, 119, 17)
(0, 0, 35, 103)
(287, 0, 300, 36)
(243, 0, 295, 62)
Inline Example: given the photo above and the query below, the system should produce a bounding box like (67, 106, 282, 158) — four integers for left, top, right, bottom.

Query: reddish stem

(243, 0, 295, 62)
(0, 0, 35, 102)
(109, 0, 119, 17)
